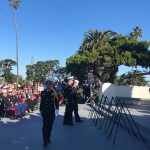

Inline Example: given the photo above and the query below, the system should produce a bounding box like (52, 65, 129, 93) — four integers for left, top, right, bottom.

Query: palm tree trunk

(13, 8, 19, 86)
(2, 76, 5, 85)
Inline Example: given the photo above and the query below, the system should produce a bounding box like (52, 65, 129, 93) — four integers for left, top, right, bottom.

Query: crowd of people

(0, 83, 41, 119)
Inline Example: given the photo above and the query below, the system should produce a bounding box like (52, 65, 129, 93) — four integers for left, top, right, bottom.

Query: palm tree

(117, 70, 148, 86)
(129, 26, 142, 40)
(9, 0, 21, 86)
(78, 30, 117, 53)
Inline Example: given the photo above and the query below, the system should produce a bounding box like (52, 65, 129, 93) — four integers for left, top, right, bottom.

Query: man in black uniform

(63, 76, 74, 126)
(40, 78, 59, 148)
(72, 80, 82, 122)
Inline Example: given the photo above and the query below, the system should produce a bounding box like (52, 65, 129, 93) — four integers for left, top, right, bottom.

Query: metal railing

(88, 95, 147, 146)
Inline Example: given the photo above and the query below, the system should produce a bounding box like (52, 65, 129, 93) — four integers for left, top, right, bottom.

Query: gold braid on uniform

(51, 87, 59, 101)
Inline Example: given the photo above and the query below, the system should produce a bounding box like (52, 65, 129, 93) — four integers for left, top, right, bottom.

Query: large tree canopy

(0, 59, 23, 84)
(0, 59, 16, 83)
(66, 27, 150, 84)
(26, 60, 59, 83)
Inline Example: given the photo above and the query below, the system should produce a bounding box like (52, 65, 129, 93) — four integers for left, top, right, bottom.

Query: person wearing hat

(72, 80, 83, 123)
(63, 76, 74, 126)
(40, 78, 59, 148)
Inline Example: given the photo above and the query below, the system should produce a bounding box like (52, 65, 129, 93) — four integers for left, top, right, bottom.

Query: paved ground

(128, 107, 150, 130)
(125, 106, 150, 144)
(0, 105, 149, 150)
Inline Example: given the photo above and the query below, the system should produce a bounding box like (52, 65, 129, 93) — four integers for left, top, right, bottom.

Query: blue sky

(0, 0, 150, 79)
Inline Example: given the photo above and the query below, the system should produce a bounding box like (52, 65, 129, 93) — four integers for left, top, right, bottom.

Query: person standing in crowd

(72, 80, 83, 122)
(40, 78, 59, 148)
(83, 83, 91, 102)
(63, 76, 74, 126)
(0, 90, 4, 119)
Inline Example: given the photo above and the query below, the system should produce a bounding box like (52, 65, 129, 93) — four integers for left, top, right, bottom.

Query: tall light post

(9, 0, 21, 86)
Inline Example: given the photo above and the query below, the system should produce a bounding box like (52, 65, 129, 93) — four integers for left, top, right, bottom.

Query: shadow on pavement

(0, 106, 149, 150)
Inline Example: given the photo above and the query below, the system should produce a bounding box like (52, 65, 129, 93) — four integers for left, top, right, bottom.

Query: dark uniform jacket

(63, 85, 74, 104)
(72, 87, 78, 104)
(40, 89, 59, 113)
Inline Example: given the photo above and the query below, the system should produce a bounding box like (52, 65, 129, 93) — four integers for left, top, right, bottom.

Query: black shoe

(67, 123, 74, 126)
(63, 122, 74, 126)
(47, 139, 51, 143)
(63, 122, 67, 125)
(76, 120, 83, 123)
(69, 123, 74, 126)
(43, 142, 47, 148)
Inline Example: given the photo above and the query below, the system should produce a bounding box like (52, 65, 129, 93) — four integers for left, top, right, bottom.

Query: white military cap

(67, 76, 74, 80)
(74, 80, 79, 84)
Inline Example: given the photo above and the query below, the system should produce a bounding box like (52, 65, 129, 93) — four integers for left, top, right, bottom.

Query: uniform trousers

(42, 109, 55, 142)
(63, 103, 73, 124)
(73, 103, 80, 121)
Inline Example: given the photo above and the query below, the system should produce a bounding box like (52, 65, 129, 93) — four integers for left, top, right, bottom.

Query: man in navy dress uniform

(63, 76, 74, 126)
(40, 78, 59, 148)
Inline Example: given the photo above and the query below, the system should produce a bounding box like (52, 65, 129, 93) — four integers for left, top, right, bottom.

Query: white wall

(102, 83, 115, 100)
(115, 85, 133, 97)
(131, 86, 150, 99)
(102, 83, 150, 100)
